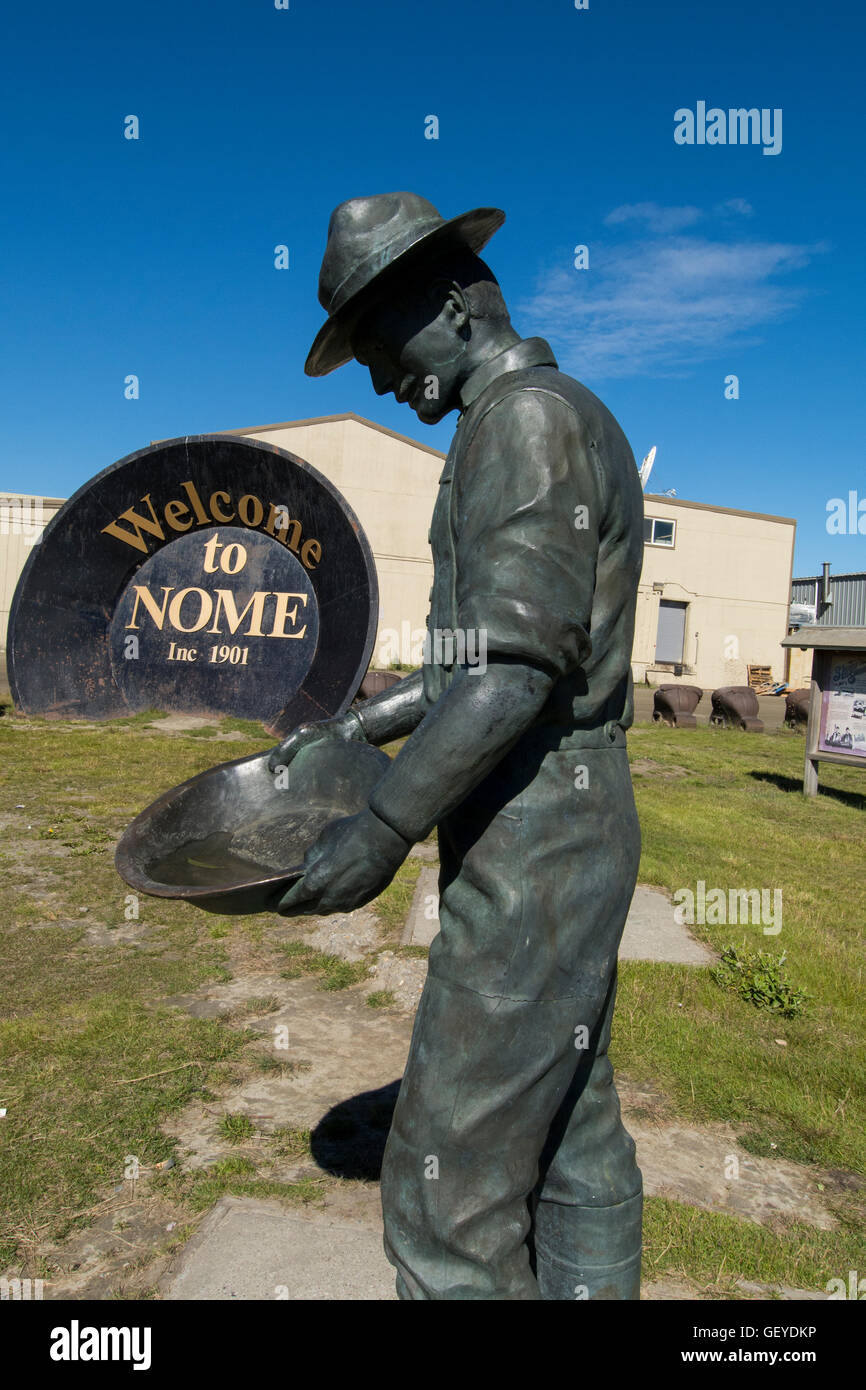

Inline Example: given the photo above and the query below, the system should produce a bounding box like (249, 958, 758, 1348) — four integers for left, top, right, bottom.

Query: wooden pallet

(748, 664, 785, 695)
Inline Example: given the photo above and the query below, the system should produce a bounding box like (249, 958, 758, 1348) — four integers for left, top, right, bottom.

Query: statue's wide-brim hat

(305, 192, 506, 377)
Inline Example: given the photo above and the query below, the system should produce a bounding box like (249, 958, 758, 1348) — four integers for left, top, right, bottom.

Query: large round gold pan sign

(8, 436, 378, 735)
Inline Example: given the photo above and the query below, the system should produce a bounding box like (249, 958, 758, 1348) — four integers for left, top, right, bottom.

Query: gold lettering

(300, 537, 321, 570)
(168, 587, 214, 633)
(220, 543, 246, 575)
(264, 503, 283, 538)
(164, 499, 192, 532)
(238, 493, 264, 528)
(262, 503, 324, 566)
(104, 486, 326, 569)
(210, 491, 235, 524)
(102, 494, 165, 554)
(267, 591, 308, 639)
(126, 584, 172, 630)
(207, 589, 269, 637)
(180, 479, 210, 525)
(202, 534, 222, 572)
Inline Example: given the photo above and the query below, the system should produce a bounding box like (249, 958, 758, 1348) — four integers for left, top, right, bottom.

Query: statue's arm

(353, 666, 428, 744)
(367, 658, 554, 843)
(364, 390, 601, 840)
(268, 667, 427, 773)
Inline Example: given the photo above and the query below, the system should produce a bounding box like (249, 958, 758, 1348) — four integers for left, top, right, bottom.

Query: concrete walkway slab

(619, 885, 716, 965)
(401, 865, 440, 948)
(146, 714, 218, 732)
(163, 1196, 397, 1300)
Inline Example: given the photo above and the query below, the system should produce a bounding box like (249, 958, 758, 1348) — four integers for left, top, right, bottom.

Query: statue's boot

(532, 1190, 643, 1301)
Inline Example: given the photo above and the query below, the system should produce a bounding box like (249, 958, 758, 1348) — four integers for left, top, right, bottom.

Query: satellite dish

(639, 446, 657, 491)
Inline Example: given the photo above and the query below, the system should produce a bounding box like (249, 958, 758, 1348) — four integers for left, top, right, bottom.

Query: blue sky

(1, 0, 863, 575)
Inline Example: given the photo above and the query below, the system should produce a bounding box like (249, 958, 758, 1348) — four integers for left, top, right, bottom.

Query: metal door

(656, 600, 687, 663)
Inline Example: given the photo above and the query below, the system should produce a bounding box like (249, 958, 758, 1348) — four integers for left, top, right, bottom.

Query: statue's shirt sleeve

(454, 386, 603, 679)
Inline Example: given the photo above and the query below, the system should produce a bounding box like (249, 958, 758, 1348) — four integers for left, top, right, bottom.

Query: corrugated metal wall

(1, 496, 64, 653)
(791, 573, 866, 626)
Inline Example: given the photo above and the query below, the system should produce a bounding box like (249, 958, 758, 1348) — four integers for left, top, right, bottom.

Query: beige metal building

(0, 493, 64, 685)
(229, 414, 441, 669)
(0, 418, 797, 695)
(634, 495, 796, 690)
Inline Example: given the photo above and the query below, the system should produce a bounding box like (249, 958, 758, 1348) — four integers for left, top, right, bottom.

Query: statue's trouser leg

(380, 970, 641, 1300)
(381, 742, 641, 1299)
(529, 972, 643, 1300)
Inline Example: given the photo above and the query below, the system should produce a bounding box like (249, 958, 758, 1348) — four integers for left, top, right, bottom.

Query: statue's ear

(428, 277, 469, 328)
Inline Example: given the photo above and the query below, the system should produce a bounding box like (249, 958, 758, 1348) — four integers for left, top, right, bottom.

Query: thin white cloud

(715, 197, 753, 218)
(604, 203, 703, 234)
(520, 207, 825, 379)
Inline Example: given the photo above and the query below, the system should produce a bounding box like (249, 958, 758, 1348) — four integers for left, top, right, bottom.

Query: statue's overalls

(377, 337, 646, 1299)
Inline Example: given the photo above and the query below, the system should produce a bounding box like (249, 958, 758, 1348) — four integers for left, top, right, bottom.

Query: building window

(644, 517, 676, 547)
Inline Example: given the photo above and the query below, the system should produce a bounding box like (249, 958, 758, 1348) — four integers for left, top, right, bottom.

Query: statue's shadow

(310, 1079, 401, 1180)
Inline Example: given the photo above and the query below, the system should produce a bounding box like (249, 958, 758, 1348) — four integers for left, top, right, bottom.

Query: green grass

(366, 990, 397, 1009)
(240, 995, 281, 1015)
(153, 1159, 324, 1214)
(373, 858, 423, 935)
(709, 944, 811, 1018)
(217, 1113, 256, 1143)
(277, 940, 369, 990)
(0, 999, 245, 1265)
(614, 723, 865, 1175)
(643, 1196, 864, 1296)
(269, 1126, 313, 1158)
(254, 1054, 312, 1078)
(218, 716, 271, 737)
(1, 709, 863, 1294)
(0, 712, 416, 1277)
(96, 707, 168, 727)
(0, 715, 273, 1266)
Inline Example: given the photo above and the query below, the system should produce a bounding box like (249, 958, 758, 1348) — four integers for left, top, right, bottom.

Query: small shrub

(710, 945, 810, 1018)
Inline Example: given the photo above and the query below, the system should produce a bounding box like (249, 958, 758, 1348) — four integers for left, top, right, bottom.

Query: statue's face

(350, 281, 467, 425)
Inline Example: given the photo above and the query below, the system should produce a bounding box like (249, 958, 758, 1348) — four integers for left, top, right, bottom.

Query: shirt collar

(458, 336, 558, 410)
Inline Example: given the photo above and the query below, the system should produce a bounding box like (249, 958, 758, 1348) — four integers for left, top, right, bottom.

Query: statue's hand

(277, 808, 411, 916)
(267, 710, 365, 775)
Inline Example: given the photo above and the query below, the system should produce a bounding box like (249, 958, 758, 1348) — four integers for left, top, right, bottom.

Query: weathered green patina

(272, 193, 645, 1300)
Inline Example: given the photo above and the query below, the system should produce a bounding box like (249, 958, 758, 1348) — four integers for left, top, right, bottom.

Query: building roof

(0, 492, 65, 506)
(644, 493, 796, 527)
(220, 420, 799, 528)
(782, 626, 866, 650)
(216, 411, 447, 461)
(793, 571, 866, 583)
